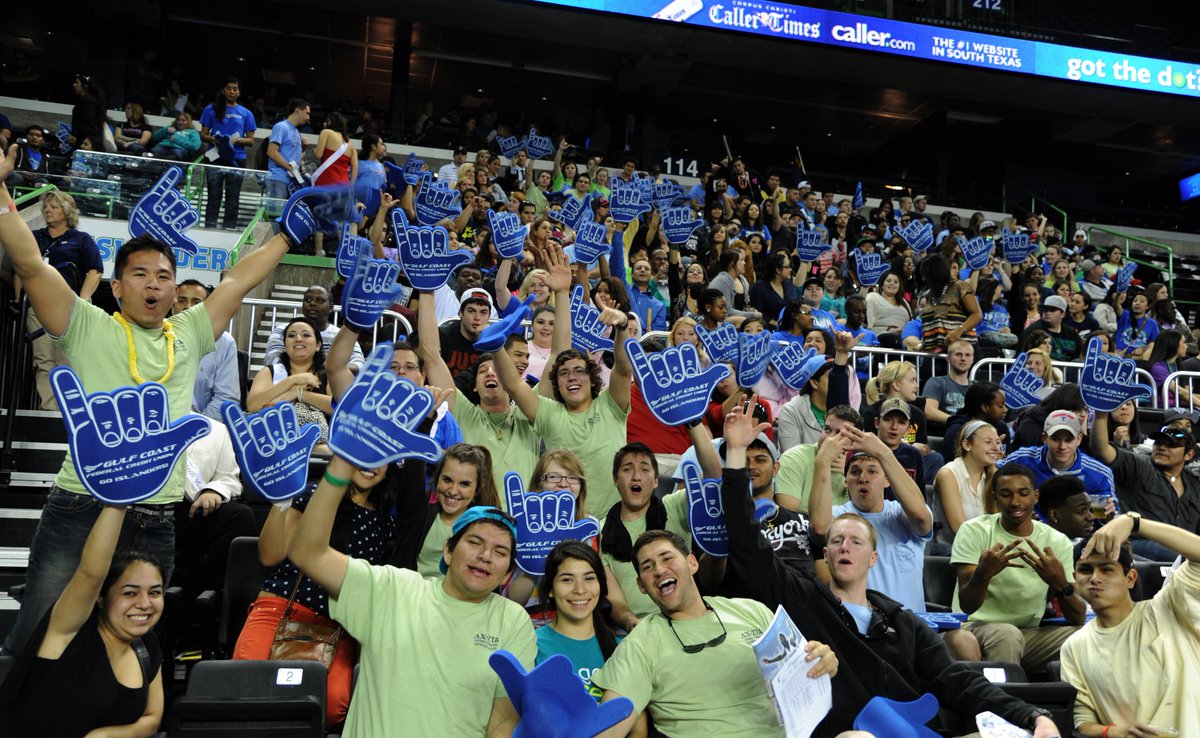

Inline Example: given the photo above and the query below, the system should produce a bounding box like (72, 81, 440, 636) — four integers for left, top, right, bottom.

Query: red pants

(233, 594, 356, 728)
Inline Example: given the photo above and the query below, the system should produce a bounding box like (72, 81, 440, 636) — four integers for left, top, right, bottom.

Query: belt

(129, 503, 176, 518)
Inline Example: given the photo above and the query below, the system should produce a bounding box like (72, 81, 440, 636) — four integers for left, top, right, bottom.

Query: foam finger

(89, 394, 122, 446)
(140, 383, 171, 433)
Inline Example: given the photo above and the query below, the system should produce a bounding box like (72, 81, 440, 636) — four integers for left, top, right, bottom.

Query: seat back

(996, 681, 1077, 736)
(957, 660, 1029, 683)
(219, 537, 269, 650)
(923, 555, 958, 610)
(1133, 560, 1169, 601)
(0, 653, 14, 687)
(167, 659, 326, 737)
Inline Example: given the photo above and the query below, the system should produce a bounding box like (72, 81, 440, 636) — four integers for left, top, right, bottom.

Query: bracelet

(1101, 725, 1112, 738)
(324, 470, 352, 487)
(273, 499, 293, 512)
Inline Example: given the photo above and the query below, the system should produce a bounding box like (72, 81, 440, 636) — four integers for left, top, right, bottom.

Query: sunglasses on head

(1157, 426, 1189, 446)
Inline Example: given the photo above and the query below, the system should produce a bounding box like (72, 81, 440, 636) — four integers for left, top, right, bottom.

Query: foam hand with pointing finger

(682, 460, 728, 557)
(50, 368, 210, 505)
(609, 186, 650, 224)
(400, 153, 426, 186)
(129, 167, 200, 255)
(1079, 336, 1153, 412)
(489, 651, 634, 738)
(487, 209, 529, 260)
(770, 344, 830, 391)
(1001, 230, 1035, 265)
(336, 222, 374, 279)
(393, 219, 473, 291)
(960, 236, 994, 271)
(569, 285, 614, 353)
(626, 338, 730, 427)
(737, 331, 776, 387)
(569, 221, 609, 265)
(695, 323, 740, 364)
(896, 219, 934, 253)
(525, 129, 555, 160)
(650, 182, 683, 211)
(342, 247, 405, 331)
(328, 344, 443, 468)
(475, 295, 536, 353)
(413, 172, 463, 225)
(549, 193, 593, 232)
(662, 206, 703, 245)
(999, 352, 1045, 409)
(856, 252, 888, 287)
(222, 402, 321, 502)
(497, 134, 525, 160)
(795, 229, 831, 262)
(504, 472, 599, 577)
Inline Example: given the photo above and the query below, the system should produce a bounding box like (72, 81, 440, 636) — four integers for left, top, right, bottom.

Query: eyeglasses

(391, 363, 421, 374)
(539, 473, 583, 487)
(667, 603, 727, 653)
(557, 367, 590, 380)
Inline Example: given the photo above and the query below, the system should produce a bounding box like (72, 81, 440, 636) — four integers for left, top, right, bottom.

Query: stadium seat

(165, 659, 326, 737)
(939, 661, 1077, 736)
(923, 555, 957, 612)
(1133, 560, 1171, 601)
(218, 536, 269, 654)
(0, 652, 13, 686)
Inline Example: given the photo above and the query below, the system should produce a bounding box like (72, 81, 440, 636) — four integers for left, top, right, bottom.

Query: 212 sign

(972, 0, 1003, 10)
(661, 157, 699, 177)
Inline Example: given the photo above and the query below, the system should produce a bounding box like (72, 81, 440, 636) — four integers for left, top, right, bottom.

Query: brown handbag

(268, 578, 341, 669)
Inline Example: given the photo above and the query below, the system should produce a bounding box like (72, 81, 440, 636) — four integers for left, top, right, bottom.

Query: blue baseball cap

(439, 506, 519, 574)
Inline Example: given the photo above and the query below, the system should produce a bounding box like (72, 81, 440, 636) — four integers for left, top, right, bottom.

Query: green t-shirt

(330, 558, 537, 738)
(600, 490, 690, 618)
(951, 513, 1074, 627)
(417, 517, 452, 578)
(591, 596, 784, 738)
(452, 390, 540, 498)
(53, 299, 215, 503)
(533, 389, 631, 515)
(774, 444, 847, 513)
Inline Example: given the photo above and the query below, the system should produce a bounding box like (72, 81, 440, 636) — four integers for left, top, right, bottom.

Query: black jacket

(720, 467, 1046, 736)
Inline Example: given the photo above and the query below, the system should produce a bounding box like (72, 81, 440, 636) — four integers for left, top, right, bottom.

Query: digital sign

(527, 0, 1200, 99)
(1180, 172, 1200, 202)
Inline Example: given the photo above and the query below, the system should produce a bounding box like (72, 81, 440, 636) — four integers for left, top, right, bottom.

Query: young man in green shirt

(591, 529, 838, 738)
(0, 146, 298, 652)
(290, 455, 535, 738)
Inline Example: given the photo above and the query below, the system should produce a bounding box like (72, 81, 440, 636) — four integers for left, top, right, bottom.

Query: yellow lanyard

(113, 313, 176, 384)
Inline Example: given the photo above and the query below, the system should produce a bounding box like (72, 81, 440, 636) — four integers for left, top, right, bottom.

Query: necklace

(113, 313, 176, 384)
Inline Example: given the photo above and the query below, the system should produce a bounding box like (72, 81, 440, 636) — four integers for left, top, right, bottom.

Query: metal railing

(1085, 225, 1174, 288)
(971, 358, 1161, 408)
(852, 345, 950, 387)
(1160, 371, 1200, 410)
(1002, 182, 1070, 237)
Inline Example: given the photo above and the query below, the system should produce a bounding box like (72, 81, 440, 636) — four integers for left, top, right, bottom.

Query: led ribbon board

(526, 0, 1200, 98)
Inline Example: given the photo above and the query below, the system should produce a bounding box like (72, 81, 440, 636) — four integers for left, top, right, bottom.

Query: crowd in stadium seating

(2, 76, 1200, 738)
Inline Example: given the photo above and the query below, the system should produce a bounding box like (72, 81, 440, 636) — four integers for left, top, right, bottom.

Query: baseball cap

(1041, 295, 1068, 312)
(747, 433, 780, 461)
(914, 194, 927, 202)
(459, 287, 494, 311)
(880, 397, 912, 419)
(454, 145, 468, 155)
(796, 180, 812, 189)
(1044, 409, 1081, 438)
(1080, 259, 1099, 272)
(979, 220, 997, 231)
(801, 277, 824, 292)
(1164, 409, 1200, 427)
(439, 506, 519, 574)
(1074, 228, 1087, 239)
(1150, 425, 1195, 450)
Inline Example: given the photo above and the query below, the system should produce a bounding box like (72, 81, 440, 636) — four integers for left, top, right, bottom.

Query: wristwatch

(1126, 511, 1142, 534)
(1056, 584, 1076, 600)
(1026, 707, 1054, 730)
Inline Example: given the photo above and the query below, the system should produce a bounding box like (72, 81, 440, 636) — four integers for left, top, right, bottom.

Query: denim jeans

(205, 160, 243, 229)
(264, 177, 289, 234)
(3, 487, 177, 655)
(1131, 537, 1179, 563)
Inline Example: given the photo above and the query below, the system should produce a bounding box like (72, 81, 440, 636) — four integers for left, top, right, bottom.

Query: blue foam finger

(395, 222, 474, 291)
(695, 323, 740, 363)
(525, 129, 555, 160)
(276, 185, 350, 247)
(335, 222, 374, 279)
(795, 229, 831, 262)
(475, 295, 536, 352)
(651, 182, 682, 211)
(489, 651, 634, 738)
(342, 248, 404, 330)
(627, 339, 730, 427)
(383, 160, 407, 193)
(413, 172, 463, 225)
(682, 461, 728, 557)
(1079, 336, 1154, 412)
(1115, 262, 1136, 294)
(128, 167, 200, 255)
(960, 236, 994, 271)
(770, 344, 830, 391)
(569, 285, 614, 354)
(549, 193, 594, 232)
(571, 222, 610, 264)
(857, 252, 888, 287)
(896, 219, 934, 253)
(609, 186, 650, 224)
(1001, 231, 1036, 265)
(737, 331, 776, 387)
(222, 402, 321, 501)
(497, 134, 525, 159)
(504, 472, 599, 576)
(487, 209, 529, 260)
(662, 206, 703, 245)
(49, 367, 210, 505)
(400, 153, 426, 186)
(999, 353, 1045, 409)
(57, 121, 73, 153)
(328, 344, 444, 468)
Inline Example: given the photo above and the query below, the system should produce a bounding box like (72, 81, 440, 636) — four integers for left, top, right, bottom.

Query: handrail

(12, 184, 57, 206)
(970, 357, 1161, 408)
(1003, 182, 1070, 236)
(1085, 225, 1174, 288)
(231, 207, 267, 264)
(1160, 371, 1200, 410)
(850, 345, 950, 385)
